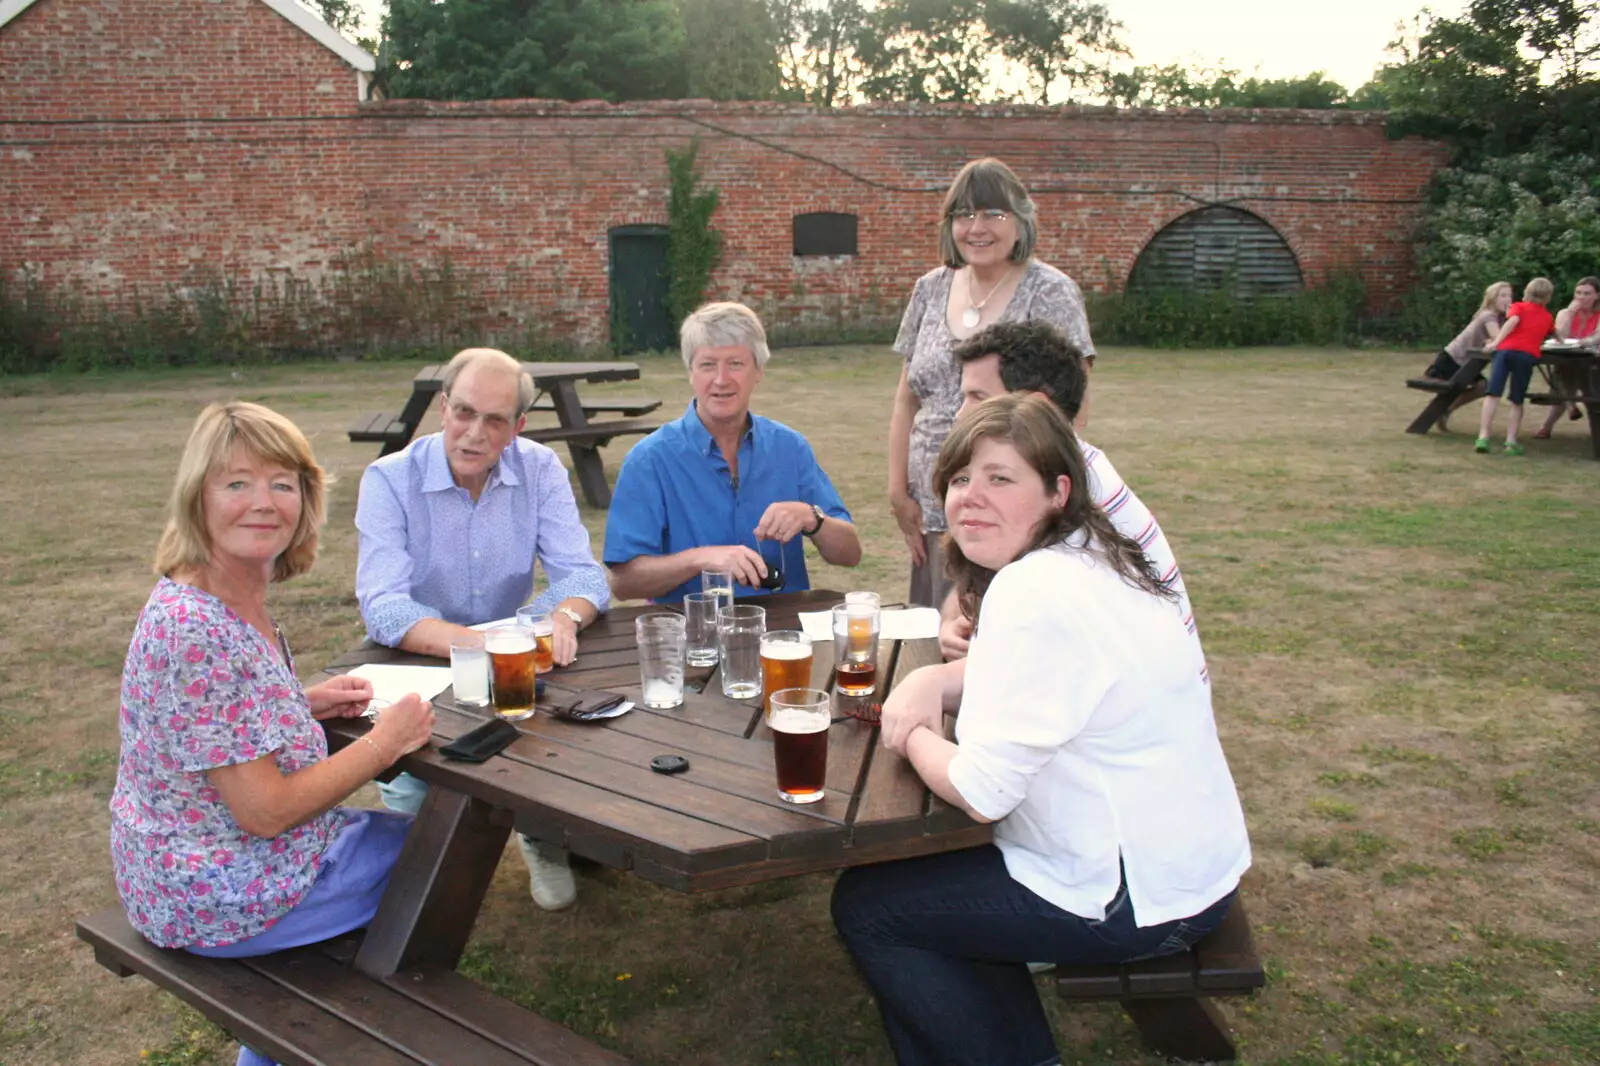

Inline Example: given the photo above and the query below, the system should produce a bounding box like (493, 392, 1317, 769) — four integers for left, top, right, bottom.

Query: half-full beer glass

(486, 624, 538, 720)
(516, 606, 555, 673)
(760, 631, 813, 718)
(832, 601, 880, 698)
(769, 687, 830, 804)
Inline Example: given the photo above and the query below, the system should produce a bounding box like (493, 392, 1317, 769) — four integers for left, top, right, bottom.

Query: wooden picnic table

(1406, 343, 1600, 457)
(319, 590, 991, 980)
(349, 361, 663, 508)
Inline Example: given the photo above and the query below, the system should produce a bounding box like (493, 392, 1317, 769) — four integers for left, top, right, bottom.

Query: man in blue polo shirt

(605, 302, 862, 602)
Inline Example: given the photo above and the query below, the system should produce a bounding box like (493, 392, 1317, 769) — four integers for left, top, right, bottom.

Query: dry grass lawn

(0, 346, 1597, 1065)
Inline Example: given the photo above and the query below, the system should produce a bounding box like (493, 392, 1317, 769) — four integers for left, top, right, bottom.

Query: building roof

(0, 0, 375, 72)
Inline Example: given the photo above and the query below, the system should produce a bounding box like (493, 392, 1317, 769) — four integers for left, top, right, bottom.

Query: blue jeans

(831, 845, 1235, 1066)
(1486, 348, 1538, 404)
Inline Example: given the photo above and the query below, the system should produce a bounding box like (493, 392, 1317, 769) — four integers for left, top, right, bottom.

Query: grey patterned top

(893, 259, 1096, 532)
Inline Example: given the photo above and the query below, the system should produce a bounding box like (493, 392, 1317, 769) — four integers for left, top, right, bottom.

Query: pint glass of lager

(516, 607, 556, 674)
(769, 687, 830, 804)
(486, 624, 538, 720)
(832, 601, 880, 697)
(760, 631, 813, 717)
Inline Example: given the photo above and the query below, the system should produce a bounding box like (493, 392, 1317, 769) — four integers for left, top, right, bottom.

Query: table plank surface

(323, 591, 987, 893)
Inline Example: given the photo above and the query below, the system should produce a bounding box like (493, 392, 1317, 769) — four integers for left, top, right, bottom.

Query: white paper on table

(347, 663, 454, 705)
(796, 606, 940, 643)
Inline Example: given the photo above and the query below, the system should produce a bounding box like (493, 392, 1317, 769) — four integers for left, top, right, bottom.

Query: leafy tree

(857, 0, 993, 102)
(768, 0, 872, 106)
(1103, 65, 1349, 110)
(382, 0, 689, 101)
(1214, 72, 1348, 109)
(985, 0, 1125, 105)
(681, 0, 782, 99)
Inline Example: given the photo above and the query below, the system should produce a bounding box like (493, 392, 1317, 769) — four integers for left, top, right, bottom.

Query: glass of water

(717, 604, 767, 700)
(701, 568, 734, 614)
(449, 633, 489, 709)
(682, 592, 721, 667)
(636, 612, 686, 709)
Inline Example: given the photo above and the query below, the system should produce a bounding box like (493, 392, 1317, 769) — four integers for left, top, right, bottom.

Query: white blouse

(946, 539, 1251, 927)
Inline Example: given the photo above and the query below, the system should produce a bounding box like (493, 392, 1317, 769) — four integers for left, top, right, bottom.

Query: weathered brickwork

(1, 0, 1450, 347)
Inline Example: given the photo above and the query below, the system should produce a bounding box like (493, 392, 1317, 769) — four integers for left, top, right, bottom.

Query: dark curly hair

(951, 320, 1089, 420)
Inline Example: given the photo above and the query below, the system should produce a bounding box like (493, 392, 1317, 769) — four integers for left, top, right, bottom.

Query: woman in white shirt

(831, 393, 1251, 1066)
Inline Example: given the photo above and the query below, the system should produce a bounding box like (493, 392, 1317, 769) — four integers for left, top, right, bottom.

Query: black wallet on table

(547, 688, 629, 722)
(439, 718, 520, 762)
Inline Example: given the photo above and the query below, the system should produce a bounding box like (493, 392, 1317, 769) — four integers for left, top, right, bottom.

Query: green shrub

(1086, 271, 1367, 347)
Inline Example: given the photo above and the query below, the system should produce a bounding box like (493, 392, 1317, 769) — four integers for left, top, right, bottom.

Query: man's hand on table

(550, 609, 580, 666)
(754, 501, 817, 544)
(697, 544, 768, 588)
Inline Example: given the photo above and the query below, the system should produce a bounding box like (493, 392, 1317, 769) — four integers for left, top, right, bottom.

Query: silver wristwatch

(555, 605, 584, 627)
(802, 504, 826, 537)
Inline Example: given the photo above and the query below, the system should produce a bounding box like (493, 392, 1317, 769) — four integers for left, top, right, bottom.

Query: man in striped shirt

(939, 320, 1197, 664)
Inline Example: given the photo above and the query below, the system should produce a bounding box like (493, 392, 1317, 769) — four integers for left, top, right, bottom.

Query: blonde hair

(680, 302, 771, 368)
(153, 402, 327, 583)
(1480, 281, 1512, 312)
(1525, 277, 1554, 303)
(441, 347, 535, 414)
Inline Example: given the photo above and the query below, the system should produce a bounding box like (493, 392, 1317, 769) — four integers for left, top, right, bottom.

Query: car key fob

(650, 755, 690, 775)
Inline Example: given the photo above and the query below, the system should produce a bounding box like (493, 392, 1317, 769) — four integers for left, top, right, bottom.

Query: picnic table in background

(1405, 342, 1600, 458)
(349, 361, 663, 508)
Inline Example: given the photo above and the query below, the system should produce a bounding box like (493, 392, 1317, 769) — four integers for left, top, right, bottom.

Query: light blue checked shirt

(355, 433, 610, 647)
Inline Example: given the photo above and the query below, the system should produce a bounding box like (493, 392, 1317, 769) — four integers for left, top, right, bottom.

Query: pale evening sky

(346, 0, 1465, 97)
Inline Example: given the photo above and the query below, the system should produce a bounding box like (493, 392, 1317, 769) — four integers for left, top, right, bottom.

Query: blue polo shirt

(603, 401, 852, 603)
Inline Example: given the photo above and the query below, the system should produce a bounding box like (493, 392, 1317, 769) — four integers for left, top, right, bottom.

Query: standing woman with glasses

(887, 158, 1098, 607)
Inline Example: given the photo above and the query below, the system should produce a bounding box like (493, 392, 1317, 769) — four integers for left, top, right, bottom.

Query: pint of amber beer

(516, 607, 556, 674)
(486, 625, 538, 721)
(769, 687, 829, 804)
(760, 631, 813, 717)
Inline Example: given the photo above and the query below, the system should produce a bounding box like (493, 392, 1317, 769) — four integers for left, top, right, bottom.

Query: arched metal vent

(1129, 207, 1303, 297)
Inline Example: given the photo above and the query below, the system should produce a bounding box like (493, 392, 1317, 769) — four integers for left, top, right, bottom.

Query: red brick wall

(0, 0, 1450, 347)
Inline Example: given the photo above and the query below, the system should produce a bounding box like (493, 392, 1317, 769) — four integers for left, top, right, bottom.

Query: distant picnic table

(1405, 342, 1600, 458)
(349, 361, 663, 508)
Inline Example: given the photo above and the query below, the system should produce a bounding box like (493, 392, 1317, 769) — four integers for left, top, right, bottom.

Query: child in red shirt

(1477, 277, 1555, 455)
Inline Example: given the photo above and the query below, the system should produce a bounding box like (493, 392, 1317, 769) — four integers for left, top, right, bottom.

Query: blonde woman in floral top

(888, 158, 1097, 606)
(110, 402, 434, 1066)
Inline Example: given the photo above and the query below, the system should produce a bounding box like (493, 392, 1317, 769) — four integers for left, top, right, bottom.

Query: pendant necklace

(962, 267, 1014, 329)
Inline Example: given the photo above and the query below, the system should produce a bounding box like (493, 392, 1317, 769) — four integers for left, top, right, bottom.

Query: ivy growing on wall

(664, 139, 725, 327)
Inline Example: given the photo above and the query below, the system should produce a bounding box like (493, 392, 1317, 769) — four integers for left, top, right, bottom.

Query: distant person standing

(1424, 281, 1510, 433)
(887, 157, 1096, 606)
(1476, 278, 1556, 455)
(1532, 276, 1600, 440)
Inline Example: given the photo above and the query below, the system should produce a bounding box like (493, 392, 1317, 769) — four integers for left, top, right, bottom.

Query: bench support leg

(355, 787, 511, 979)
(1121, 997, 1238, 1061)
(549, 380, 613, 508)
(1406, 390, 1461, 434)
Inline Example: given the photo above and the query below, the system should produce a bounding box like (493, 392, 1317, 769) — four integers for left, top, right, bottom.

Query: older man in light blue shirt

(355, 347, 608, 911)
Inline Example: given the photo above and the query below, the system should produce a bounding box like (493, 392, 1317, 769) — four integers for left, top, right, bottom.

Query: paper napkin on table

(347, 663, 454, 704)
(796, 607, 940, 643)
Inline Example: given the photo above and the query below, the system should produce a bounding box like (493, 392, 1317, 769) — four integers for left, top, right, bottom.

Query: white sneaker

(517, 836, 577, 911)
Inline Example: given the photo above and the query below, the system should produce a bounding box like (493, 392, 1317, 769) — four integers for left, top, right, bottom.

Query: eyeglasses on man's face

(443, 398, 517, 435)
(950, 209, 1011, 225)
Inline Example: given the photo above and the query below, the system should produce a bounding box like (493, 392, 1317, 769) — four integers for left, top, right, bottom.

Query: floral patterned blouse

(110, 578, 348, 949)
(894, 259, 1096, 533)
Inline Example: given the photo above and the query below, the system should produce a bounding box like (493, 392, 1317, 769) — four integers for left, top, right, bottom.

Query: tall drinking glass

(717, 604, 766, 700)
(682, 592, 721, 667)
(449, 633, 490, 709)
(769, 687, 830, 804)
(701, 568, 734, 616)
(485, 624, 538, 720)
(760, 631, 813, 718)
(516, 606, 555, 674)
(636, 612, 686, 709)
(832, 601, 880, 698)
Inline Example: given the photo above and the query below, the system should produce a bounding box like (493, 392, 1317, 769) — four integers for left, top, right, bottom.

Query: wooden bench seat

(522, 418, 659, 448)
(77, 906, 629, 1066)
(527, 397, 662, 418)
(348, 411, 412, 446)
(1056, 898, 1264, 1061)
(1405, 376, 1456, 394)
(1526, 391, 1600, 406)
